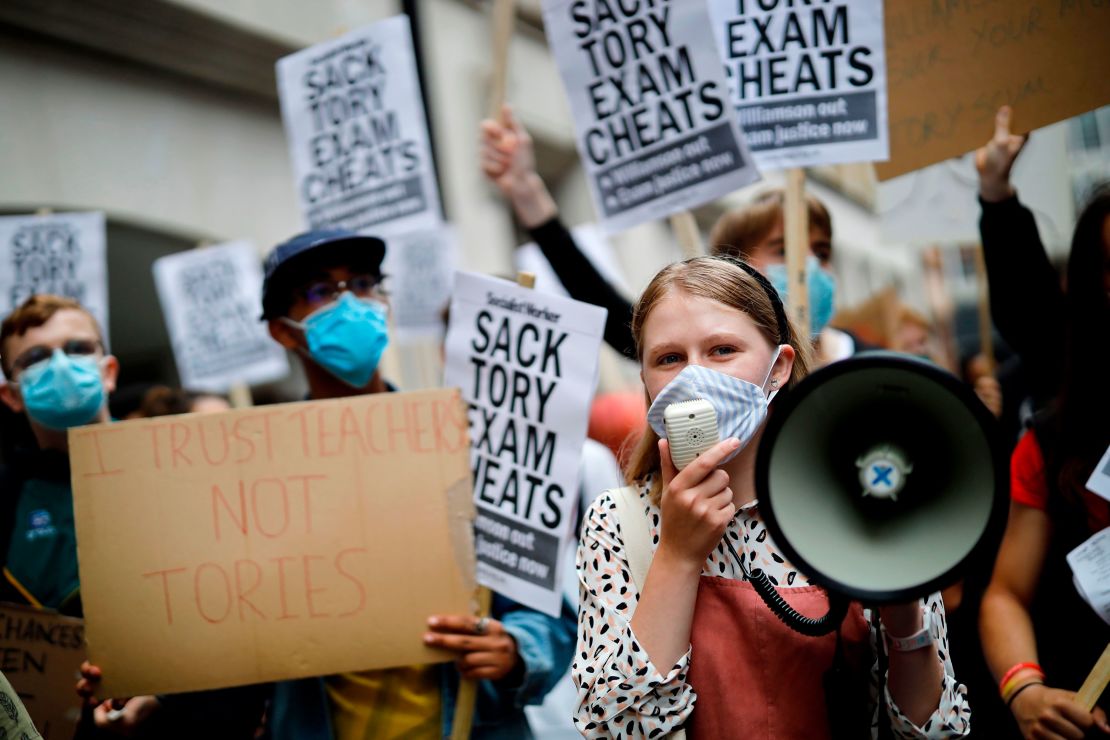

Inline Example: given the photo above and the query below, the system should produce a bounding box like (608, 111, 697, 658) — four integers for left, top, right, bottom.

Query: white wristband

(883, 611, 934, 652)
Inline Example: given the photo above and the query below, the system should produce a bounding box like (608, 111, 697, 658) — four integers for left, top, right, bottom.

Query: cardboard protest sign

(0, 212, 109, 345)
(542, 0, 760, 233)
(0, 604, 84, 739)
(153, 242, 290, 393)
(277, 15, 443, 237)
(707, 0, 888, 170)
(382, 226, 458, 340)
(444, 272, 606, 616)
(878, 0, 1110, 180)
(69, 389, 476, 697)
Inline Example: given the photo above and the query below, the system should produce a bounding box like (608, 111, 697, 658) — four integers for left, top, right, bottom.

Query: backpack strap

(609, 485, 654, 598)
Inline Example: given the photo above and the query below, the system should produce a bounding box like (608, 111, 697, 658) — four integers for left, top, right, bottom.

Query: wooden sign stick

(1076, 643, 1110, 712)
(488, 0, 515, 119)
(783, 168, 810, 344)
(450, 269, 536, 740)
(669, 211, 703, 259)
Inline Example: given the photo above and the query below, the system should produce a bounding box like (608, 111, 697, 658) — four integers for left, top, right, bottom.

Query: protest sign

(382, 226, 458, 340)
(153, 242, 289, 393)
(542, 0, 759, 233)
(69, 389, 476, 697)
(707, 0, 888, 170)
(878, 0, 1110, 180)
(277, 15, 443, 238)
(514, 223, 631, 300)
(444, 272, 606, 616)
(0, 212, 109, 345)
(0, 604, 84, 740)
(878, 118, 1073, 247)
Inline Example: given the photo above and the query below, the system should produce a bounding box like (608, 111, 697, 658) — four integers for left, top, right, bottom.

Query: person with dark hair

(978, 106, 1110, 739)
(480, 106, 861, 365)
(572, 255, 969, 738)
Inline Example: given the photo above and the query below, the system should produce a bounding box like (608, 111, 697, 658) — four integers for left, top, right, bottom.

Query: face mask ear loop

(761, 345, 785, 402)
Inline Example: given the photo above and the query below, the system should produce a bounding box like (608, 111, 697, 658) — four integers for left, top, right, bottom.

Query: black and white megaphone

(748, 353, 1007, 635)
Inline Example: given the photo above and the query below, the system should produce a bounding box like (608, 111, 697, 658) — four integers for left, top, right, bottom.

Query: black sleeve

(978, 195, 1066, 405)
(149, 685, 270, 740)
(528, 218, 636, 360)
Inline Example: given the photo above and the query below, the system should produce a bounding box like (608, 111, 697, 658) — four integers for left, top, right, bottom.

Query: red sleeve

(1011, 430, 1049, 510)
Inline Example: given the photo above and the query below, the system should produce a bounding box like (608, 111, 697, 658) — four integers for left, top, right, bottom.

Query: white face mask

(646, 347, 783, 465)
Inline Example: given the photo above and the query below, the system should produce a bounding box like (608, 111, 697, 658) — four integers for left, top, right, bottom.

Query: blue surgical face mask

(283, 292, 389, 388)
(15, 350, 106, 430)
(766, 255, 837, 337)
(646, 347, 783, 466)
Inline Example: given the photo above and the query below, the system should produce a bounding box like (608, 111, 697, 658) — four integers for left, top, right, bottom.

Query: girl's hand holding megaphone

(657, 437, 741, 568)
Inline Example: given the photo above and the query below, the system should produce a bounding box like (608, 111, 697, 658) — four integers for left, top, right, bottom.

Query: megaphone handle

(723, 537, 848, 637)
(1075, 642, 1110, 712)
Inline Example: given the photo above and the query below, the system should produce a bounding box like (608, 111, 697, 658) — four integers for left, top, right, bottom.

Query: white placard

(277, 16, 443, 238)
(708, 0, 888, 170)
(0, 212, 109, 345)
(1088, 444, 1110, 502)
(152, 242, 289, 393)
(542, 0, 759, 233)
(514, 223, 631, 299)
(878, 119, 1074, 248)
(382, 225, 458, 340)
(1068, 527, 1110, 626)
(444, 272, 607, 616)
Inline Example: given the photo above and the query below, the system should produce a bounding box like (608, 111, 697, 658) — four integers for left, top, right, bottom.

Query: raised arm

(975, 106, 1067, 402)
(481, 105, 636, 358)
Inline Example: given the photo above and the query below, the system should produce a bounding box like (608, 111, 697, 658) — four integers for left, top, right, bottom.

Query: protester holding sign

(572, 256, 970, 737)
(480, 107, 865, 364)
(259, 230, 574, 738)
(978, 107, 1110, 739)
(0, 296, 266, 739)
(0, 295, 119, 614)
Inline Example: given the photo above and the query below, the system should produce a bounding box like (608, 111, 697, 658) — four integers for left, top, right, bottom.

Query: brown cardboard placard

(69, 388, 477, 698)
(0, 603, 85, 739)
(877, 0, 1110, 180)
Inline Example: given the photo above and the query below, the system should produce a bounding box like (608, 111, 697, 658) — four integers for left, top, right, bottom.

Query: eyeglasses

(295, 274, 388, 309)
(9, 339, 102, 378)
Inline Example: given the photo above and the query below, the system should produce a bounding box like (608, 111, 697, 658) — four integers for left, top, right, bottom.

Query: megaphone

(754, 353, 1007, 611)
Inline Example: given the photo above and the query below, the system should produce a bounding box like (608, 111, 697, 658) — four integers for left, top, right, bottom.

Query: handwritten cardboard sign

(878, 0, 1110, 180)
(69, 389, 476, 697)
(277, 15, 443, 237)
(708, 0, 889, 170)
(153, 241, 290, 393)
(542, 0, 759, 233)
(0, 603, 84, 740)
(444, 272, 606, 616)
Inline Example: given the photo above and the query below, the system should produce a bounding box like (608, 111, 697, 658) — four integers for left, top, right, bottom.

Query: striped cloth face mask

(646, 346, 783, 466)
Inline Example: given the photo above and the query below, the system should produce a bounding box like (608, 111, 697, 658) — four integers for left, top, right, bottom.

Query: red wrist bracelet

(999, 662, 1043, 695)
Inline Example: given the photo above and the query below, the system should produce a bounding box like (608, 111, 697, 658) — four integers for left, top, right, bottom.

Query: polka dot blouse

(572, 480, 971, 739)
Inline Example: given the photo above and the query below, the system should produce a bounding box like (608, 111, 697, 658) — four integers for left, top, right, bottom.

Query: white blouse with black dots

(572, 480, 971, 739)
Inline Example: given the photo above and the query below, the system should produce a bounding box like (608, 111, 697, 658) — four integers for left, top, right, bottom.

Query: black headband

(712, 255, 791, 343)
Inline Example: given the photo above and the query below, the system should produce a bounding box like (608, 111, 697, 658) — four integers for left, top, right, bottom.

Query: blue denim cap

(260, 229, 386, 319)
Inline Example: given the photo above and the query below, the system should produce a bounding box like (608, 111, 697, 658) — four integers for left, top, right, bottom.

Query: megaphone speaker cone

(755, 353, 1008, 604)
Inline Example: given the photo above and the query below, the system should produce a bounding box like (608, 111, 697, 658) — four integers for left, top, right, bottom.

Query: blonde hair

(709, 188, 832, 260)
(624, 256, 812, 502)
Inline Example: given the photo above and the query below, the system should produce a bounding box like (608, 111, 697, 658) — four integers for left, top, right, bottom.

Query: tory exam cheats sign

(708, 0, 888, 169)
(277, 15, 442, 237)
(444, 273, 606, 617)
(542, 0, 759, 233)
(0, 212, 109, 345)
(153, 242, 289, 393)
(69, 390, 476, 697)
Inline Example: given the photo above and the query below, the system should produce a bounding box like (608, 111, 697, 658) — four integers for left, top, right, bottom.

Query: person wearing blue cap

(258, 229, 576, 740)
